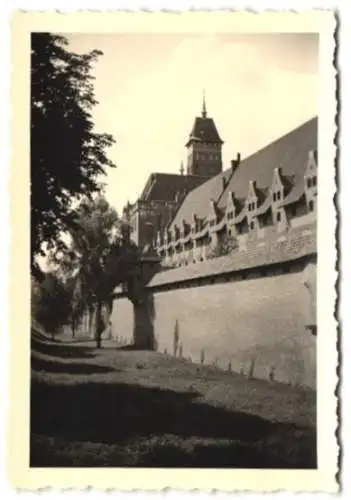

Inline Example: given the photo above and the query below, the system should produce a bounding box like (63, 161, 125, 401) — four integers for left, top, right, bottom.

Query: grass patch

(30, 331, 316, 468)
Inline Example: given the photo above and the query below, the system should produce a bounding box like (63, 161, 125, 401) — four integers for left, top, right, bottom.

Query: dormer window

(208, 200, 218, 230)
(248, 201, 256, 212)
(271, 167, 285, 205)
(272, 189, 282, 203)
(304, 150, 318, 194)
(226, 191, 236, 222)
(306, 175, 317, 189)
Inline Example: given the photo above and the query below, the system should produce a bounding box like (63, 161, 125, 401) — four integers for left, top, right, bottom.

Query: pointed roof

(202, 89, 207, 118)
(171, 117, 317, 230)
(186, 96, 224, 147)
(180, 160, 184, 176)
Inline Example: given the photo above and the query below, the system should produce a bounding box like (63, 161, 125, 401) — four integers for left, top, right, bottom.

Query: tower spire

(180, 160, 184, 176)
(202, 89, 207, 118)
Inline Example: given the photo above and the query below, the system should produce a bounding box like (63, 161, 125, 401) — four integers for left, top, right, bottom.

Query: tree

(33, 272, 71, 338)
(52, 195, 140, 347)
(31, 33, 116, 276)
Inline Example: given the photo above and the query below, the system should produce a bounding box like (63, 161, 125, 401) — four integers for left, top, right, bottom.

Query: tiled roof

(171, 117, 317, 229)
(171, 168, 236, 227)
(186, 116, 224, 146)
(140, 173, 209, 202)
(147, 224, 316, 288)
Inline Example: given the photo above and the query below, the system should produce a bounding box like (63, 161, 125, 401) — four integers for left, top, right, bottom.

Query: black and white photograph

(8, 10, 338, 492)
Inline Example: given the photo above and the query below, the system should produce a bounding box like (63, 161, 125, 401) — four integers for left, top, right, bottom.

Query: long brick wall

(111, 257, 316, 388)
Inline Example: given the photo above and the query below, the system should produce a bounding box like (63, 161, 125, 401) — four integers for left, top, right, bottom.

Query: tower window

(307, 178, 312, 188)
(250, 221, 255, 230)
(309, 200, 314, 212)
(273, 193, 276, 202)
(276, 211, 281, 222)
(312, 176, 317, 187)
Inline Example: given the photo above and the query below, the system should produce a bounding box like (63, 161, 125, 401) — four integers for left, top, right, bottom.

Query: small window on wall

(309, 200, 314, 212)
(312, 176, 317, 187)
(276, 211, 281, 222)
(250, 221, 255, 230)
(273, 191, 281, 202)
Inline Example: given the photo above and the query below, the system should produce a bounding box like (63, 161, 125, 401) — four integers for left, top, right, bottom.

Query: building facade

(114, 104, 318, 388)
(123, 97, 226, 249)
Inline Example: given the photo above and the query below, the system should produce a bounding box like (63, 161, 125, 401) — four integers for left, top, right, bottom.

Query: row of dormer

(156, 150, 318, 250)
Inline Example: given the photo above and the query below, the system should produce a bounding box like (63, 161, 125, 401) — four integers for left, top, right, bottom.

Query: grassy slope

(30, 330, 316, 468)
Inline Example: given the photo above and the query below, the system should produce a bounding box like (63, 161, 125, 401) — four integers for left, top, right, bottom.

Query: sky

(65, 32, 319, 215)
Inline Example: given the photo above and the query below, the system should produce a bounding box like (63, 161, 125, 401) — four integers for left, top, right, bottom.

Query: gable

(306, 150, 318, 173)
(272, 167, 284, 191)
(170, 117, 317, 229)
(247, 180, 258, 200)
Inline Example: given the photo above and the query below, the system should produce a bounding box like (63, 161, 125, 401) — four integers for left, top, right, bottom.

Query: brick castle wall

(111, 260, 316, 388)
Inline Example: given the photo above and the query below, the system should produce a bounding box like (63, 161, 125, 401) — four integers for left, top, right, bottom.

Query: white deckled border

(8, 10, 338, 492)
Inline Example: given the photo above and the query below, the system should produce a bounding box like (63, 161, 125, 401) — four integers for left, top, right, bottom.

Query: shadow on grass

(114, 344, 137, 351)
(31, 355, 117, 375)
(30, 378, 316, 469)
(31, 333, 97, 360)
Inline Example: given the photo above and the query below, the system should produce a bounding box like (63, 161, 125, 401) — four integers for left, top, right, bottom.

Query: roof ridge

(168, 116, 317, 230)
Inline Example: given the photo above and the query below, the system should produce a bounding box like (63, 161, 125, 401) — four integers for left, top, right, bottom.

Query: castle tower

(185, 92, 224, 177)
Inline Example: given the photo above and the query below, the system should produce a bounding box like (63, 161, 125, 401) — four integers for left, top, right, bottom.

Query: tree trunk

(88, 305, 94, 339)
(95, 301, 104, 349)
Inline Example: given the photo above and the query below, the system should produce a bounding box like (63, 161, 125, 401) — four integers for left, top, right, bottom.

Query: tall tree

(52, 195, 139, 347)
(31, 33, 116, 276)
(33, 272, 71, 338)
